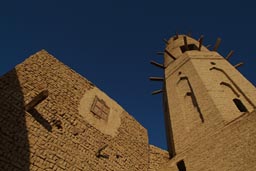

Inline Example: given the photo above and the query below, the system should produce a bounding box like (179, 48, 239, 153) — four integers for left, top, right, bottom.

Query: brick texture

(159, 111, 256, 171)
(0, 50, 152, 171)
(1, 34, 256, 171)
(149, 145, 169, 171)
(161, 35, 256, 171)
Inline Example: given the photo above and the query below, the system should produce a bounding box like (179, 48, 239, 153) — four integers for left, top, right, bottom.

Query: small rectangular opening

(180, 44, 199, 53)
(233, 98, 248, 112)
(177, 160, 186, 171)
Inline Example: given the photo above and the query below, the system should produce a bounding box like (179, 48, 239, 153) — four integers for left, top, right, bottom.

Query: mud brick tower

(152, 35, 256, 171)
(0, 34, 256, 171)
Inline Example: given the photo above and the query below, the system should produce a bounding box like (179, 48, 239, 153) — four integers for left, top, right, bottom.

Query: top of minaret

(163, 34, 211, 66)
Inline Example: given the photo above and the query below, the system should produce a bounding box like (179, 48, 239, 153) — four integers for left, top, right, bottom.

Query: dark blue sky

(1, 1, 255, 150)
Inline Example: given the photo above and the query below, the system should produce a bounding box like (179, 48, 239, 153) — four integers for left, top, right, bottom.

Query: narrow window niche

(177, 160, 186, 171)
(233, 98, 248, 112)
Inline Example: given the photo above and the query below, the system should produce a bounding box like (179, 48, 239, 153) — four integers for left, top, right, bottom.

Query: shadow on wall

(0, 69, 30, 170)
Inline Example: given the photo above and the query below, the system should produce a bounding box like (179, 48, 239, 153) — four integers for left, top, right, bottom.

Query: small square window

(91, 96, 110, 121)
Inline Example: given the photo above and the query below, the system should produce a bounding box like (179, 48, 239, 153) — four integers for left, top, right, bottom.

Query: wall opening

(180, 44, 199, 53)
(177, 160, 186, 171)
(233, 98, 248, 112)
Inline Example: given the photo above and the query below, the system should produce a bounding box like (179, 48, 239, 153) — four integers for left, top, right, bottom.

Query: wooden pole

(150, 60, 165, 69)
(213, 38, 221, 51)
(226, 50, 234, 60)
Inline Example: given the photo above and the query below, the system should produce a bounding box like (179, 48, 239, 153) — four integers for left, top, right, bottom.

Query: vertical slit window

(177, 160, 186, 171)
(233, 98, 248, 112)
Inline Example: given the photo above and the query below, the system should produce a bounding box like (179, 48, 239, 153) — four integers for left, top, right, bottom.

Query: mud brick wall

(164, 35, 256, 157)
(148, 145, 169, 171)
(0, 50, 149, 171)
(158, 111, 256, 171)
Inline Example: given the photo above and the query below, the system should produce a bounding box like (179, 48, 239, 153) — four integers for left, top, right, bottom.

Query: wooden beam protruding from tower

(213, 38, 221, 51)
(25, 90, 49, 111)
(150, 60, 165, 69)
(156, 50, 176, 60)
(234, 62, 244, 68)
(151, 89, 164, 95)
(198, 35, 204, 51)
(187, 31, 192, 37)
(183, 36, 189, 51)
(164, 50, 176, 60)
(226, 50, 234, 60)
(174, 32, 179, 40)
(163, 39, 169, 45)
(149, 77, 164, 81)
(156, 52, 165, 56)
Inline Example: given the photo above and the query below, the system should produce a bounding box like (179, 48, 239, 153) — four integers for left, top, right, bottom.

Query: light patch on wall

(78, 87, 122, 137)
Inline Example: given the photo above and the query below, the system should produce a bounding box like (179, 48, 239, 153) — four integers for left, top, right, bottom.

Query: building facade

(160, 35, 256, 171)
(0, 34, 255, 171)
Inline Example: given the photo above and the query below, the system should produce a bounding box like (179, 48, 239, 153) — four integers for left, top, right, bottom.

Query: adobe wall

(159, 110, 256, 171)
(164, 38, 256, 156)
(164, 56, 224, 154)
(148, 145, 169, 171)
(0, 50, 149, 171)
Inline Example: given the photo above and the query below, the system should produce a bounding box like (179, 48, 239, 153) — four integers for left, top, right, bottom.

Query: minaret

(151, 34, 256, 158)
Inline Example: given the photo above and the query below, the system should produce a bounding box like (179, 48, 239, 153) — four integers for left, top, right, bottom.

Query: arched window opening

(233, 98, 248, 112)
